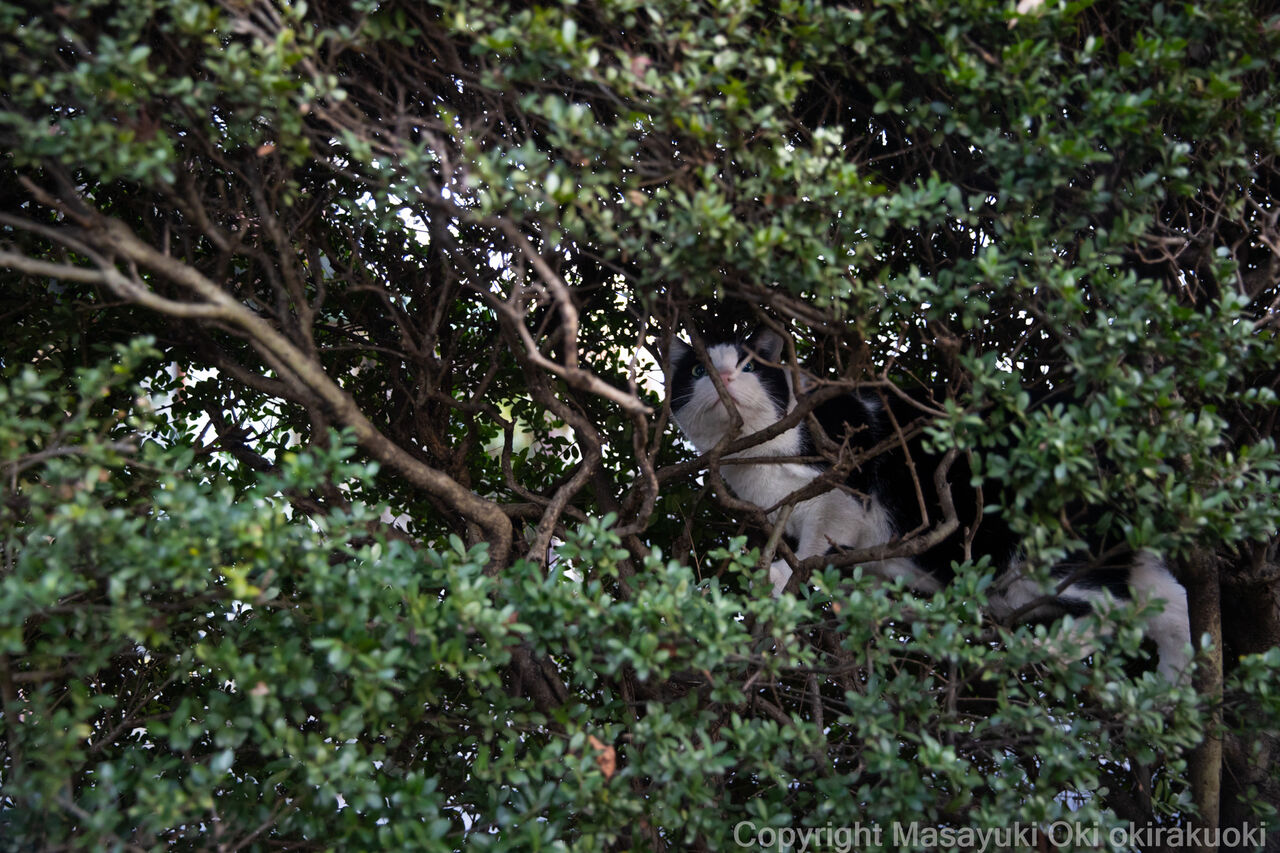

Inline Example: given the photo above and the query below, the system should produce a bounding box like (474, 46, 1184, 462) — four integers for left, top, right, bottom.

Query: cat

(667, 327, 1192, 682)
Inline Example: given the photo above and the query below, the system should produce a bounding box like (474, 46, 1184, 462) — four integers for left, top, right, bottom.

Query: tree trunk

(1187, 548, 1223, 851)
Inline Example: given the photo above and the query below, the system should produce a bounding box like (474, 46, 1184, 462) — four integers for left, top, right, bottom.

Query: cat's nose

(719, 371, 735, 384)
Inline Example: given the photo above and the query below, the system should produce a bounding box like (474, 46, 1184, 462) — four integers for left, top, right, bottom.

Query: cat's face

(666, 331, 793, 453)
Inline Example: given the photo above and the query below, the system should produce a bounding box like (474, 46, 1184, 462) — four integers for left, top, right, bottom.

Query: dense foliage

(2, 0, 1279, 849)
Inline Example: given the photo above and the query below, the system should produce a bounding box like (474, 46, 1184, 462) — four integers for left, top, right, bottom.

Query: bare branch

(4, 202, 515, 566)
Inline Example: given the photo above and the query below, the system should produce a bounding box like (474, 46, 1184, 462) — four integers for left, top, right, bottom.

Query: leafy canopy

(2, 0, 1280, 849)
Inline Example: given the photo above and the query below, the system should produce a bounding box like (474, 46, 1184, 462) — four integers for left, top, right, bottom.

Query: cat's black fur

(667, 328, 1191, 681)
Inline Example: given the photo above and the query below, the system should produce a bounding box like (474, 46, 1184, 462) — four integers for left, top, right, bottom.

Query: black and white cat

(667, 328, 1192, 682)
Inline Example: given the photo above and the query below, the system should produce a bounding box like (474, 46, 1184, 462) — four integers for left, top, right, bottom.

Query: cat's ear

(667, 336, 692, 364)
(747, 328, 785, 364)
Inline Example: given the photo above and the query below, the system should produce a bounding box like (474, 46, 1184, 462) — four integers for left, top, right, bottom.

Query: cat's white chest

(720, 460, 818, 527)
(720, 460, 892, 557)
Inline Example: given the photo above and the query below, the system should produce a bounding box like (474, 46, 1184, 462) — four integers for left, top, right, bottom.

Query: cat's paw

(768, 561, 792, 597)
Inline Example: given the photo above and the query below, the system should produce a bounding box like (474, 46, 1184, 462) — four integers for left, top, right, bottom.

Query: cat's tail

(991, 551, 1192, 684)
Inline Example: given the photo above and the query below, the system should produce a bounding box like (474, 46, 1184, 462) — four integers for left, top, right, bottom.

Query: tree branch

(2, 205, 515, 567)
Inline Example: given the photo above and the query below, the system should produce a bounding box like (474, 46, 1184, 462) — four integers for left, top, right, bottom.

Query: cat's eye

(741, 362, 756, 373)
(690, 364, 707, 378)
